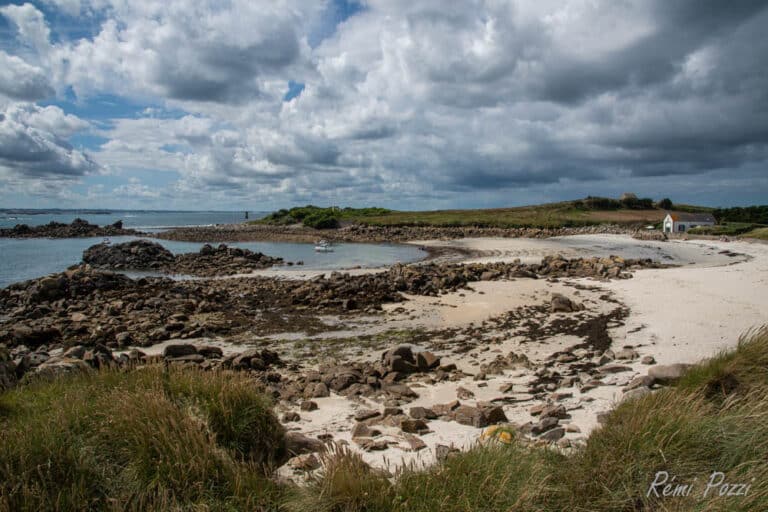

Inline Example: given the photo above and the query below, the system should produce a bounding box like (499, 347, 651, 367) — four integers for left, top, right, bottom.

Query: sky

(0, 1, 766, 211)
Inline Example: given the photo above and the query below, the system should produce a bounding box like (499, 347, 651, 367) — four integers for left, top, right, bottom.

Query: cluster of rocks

(0, 266, 228, 349)
(154, 222, 638, 244)
(631, 229, 667, 241)
(284, 255, 665, 310)
(0, 340, 288, 392)
(518, 403, 573, 443)
(0, 218, 140, 238)
(338, 223, 638, 243)
(1, 252, 664, 350)
(345, 398, 508, 453)
(82, 240, 285, 276)
(523, 340, 647, 398)
(1, 342, 133, 389)
(278, 346, 457, 404)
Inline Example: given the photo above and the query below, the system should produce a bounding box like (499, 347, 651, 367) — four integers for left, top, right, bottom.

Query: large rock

(452, 405, 507, 428)
(409, 406, 437, 420)
(622, 387, 651, 402)
(162, 343, 197, 358)
(648, 364, 692, 385)
(382, 346, 420, 374)
(539, 427, 565, 442)
(416, 351, 440, 371)
(304, 382, 330, 399)
(83, 239, 175, 270)
(284, 432, 325, 456)
(550, 293, 576, 313)
(453, 405, 489, 428)
(540, 404, 567, 420)
(383, 383, 418, 399)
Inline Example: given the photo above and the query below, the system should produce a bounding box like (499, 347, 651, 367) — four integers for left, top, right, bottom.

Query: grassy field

(253, 199, 719, 229)
(689, 222, 764, 236)
(3, 327, 768, 511)
(744, 227, 768, 240)
(361, 205, 676, 228)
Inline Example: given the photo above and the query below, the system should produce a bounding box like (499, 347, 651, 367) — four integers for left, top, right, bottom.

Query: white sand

(244, 235, 768, 473)
(442, 235, 768, 365)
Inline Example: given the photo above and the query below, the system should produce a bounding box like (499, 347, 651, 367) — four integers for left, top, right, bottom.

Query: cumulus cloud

(0, 52, 53, 101)
(0, 3, 52, 55)
(49, 0, 320, 105)
(0, 103, 99, 182)
(1, 0, 768, 208)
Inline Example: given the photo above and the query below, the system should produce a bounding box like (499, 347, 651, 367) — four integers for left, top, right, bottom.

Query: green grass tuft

(743, 227, 768, 240)
(0, 367, 284, 512)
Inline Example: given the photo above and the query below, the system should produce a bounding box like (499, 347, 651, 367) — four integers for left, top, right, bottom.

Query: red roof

(667, 212, 716, 223)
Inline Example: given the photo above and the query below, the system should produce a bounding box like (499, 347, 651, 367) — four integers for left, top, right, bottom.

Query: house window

(678, 224, 685, 232)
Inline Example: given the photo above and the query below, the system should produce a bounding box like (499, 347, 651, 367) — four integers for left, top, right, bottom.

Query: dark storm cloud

(536, 1, 768, 105)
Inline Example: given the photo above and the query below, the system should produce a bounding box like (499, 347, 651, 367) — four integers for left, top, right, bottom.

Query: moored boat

(314, 239, 334, 252)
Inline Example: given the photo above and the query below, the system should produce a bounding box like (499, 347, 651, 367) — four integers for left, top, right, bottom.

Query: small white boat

(314, 239, 334, 252)
(102, 237, 111, 245)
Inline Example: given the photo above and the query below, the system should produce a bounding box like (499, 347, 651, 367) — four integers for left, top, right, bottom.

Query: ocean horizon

(0, 209, 268, 230)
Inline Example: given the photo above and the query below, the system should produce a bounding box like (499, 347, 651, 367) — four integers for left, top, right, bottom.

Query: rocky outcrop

(1, 254, 665, 350)
(0, 218, 140, 238)
(632, 229, 667, 242)
(82, 240, 284, 276)
(276, 346, 455, 404)
(155, 222, 638, 244)
(83, 240, 175, 269)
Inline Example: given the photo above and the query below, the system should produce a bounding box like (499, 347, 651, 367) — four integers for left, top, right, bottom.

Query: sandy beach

(270, 235, 767, 473)
(4, 232, 766, 476)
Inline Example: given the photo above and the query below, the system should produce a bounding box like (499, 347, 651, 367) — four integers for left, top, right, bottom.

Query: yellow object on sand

(481, 424, 515, 444)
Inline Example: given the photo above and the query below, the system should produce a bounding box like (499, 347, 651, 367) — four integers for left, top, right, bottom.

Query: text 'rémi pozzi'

(647, 471, 754, 499)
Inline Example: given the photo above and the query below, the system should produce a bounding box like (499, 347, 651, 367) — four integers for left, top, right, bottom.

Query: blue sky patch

(308, 0, 365, 47)
(283, 81, 306, 102)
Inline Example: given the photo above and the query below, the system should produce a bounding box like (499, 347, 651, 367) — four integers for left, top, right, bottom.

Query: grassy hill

(255, 197, 714, 229)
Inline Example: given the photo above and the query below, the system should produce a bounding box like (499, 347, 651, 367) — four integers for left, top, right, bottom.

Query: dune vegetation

(744, 227, 768, 240)
(2, 327, 768, 511)
(255, 197, 698, 229)
(0, 367, 285, 512)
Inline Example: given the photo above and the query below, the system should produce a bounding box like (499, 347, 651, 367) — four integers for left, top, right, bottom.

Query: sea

(0, 210, 425, 288)
(0, 209, 255, 231)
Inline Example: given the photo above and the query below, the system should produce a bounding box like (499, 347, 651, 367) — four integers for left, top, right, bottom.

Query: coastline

(2, 232, 766, 475)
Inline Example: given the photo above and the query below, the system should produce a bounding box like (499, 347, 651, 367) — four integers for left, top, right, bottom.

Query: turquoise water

(0, 237, 425, 288)
(0, 210, 263, 230)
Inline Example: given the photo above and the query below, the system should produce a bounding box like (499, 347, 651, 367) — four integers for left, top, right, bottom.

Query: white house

(663, 212, 716, 233)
